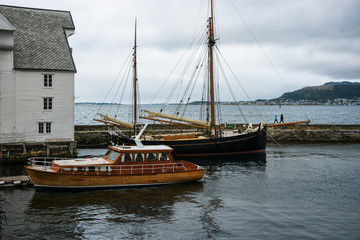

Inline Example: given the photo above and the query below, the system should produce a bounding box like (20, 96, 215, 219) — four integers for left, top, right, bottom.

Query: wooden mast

(133, 18, 138, 135)
(208, 0, 216, 135)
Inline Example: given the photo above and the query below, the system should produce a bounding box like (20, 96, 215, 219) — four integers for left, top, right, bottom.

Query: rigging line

(94, 49, 133, 119)
(160, 29, 206, 111)
(200, 67, 207, 121)
(112, 59, 133, 117)
(181, 43, 208, 103)
(177, 45, 208, 115)
(192, 0, 205, 40)
(215, 50, 248, 123)
(136, 80, 142, 124)
(147, 23, 208, 107)
(230, 0, 310, 121)
(215, 65, 222, 124)
(263, 128, 286, 149)
(216, 46, 265, 123)
(163, 30, 208, 111)
(128, 82, 133, 124)
(181, 48, 208, 118)
(214, 54, 223, 124)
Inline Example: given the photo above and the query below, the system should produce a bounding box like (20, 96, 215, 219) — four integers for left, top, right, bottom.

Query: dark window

(135, 153, 144, 162)
(43, 97, 53, 110)
(38, 122, 51, 134)
(147, 153, 156, 161)
(46, 122, 51, 133)
(123, 153, 132, 162)
(44, 74, 53, 87)
(88, 166, 96, 172)
(38, 123, 44, 133)
(160, 153, 169, 161)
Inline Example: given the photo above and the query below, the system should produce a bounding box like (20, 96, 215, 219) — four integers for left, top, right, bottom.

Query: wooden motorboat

(25, 144, 204, 191)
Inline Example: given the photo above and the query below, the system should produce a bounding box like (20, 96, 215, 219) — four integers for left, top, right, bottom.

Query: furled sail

(97, 114, 134, 129)
(144, 110, 211, 127)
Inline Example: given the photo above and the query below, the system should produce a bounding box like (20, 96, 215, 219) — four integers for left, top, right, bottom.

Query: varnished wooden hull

(25, 166, 204, 191)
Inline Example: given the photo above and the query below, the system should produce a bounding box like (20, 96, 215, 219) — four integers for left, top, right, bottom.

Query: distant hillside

(275, 81, 360, 101)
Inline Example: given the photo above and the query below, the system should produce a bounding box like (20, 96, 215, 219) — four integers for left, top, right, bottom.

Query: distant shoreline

(75, 102, 360, 106)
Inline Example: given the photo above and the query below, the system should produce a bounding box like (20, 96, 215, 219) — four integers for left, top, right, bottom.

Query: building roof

(0, 5, 76, 72)
(0, 12, 15, 31)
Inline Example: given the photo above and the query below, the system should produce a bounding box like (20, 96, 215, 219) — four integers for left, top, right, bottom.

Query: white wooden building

(0, 5, 76, 157)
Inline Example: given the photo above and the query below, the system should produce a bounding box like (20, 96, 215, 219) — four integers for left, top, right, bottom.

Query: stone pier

(74, 124, 360, 149)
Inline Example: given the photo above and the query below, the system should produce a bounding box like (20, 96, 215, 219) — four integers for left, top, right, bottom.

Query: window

(159, 153, 170, 161)
(135, 153, 144, 162)
(46, 123, 51, 133)
(44, 74, 53, 87)
(108, 151, 120, 161)
(38, 122, 51, 134)
(121, 153, 132, 162)
(88, 166, 97, 172)
(43, 97, 53, 110)
(147, 153, 156, 161)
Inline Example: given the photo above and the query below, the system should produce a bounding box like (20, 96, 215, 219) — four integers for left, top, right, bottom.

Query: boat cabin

(104, 145, 172, 164)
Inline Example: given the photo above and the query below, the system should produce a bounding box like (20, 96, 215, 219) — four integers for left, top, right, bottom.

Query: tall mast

(133, 18, 138, 135)
(208, 0, 216, 132)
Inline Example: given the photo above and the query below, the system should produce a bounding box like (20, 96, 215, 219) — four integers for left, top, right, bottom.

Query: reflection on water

(0, 162, 26, 177)
(182, 152, 266, 167)
(25, 182, 204, 239)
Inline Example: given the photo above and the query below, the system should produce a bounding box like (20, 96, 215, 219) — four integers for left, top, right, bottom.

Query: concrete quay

(75, 124, 360, 148)
(1, 124, 359, 163)
(267, 124, 360, 143)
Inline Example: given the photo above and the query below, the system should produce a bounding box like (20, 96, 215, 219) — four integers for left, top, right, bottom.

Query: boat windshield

(104, 150, 112, 158)
(107, 151, 120, 161)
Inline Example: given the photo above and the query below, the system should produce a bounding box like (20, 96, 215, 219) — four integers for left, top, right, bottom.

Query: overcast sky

(3, 0, 360, 103)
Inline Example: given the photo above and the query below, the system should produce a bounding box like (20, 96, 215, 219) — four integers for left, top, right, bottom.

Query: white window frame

(38, 122, 52, 134)
(43, 97, 53, 110)
(43, 74, 53, 88)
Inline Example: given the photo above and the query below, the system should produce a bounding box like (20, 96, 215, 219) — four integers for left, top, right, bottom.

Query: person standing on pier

(280, 114, 284, 123)
(274, 115, 278, 123)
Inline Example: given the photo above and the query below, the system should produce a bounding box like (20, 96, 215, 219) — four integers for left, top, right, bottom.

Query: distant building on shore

(0, 5, 76, 157)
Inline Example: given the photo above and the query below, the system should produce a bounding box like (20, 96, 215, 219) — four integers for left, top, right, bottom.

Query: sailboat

(96, 1, 267, 157)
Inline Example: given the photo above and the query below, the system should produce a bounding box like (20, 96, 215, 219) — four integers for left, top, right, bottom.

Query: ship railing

(28, 160, 189, 175)
(56, 162, 187, 175)
(27, 157, 71, 167)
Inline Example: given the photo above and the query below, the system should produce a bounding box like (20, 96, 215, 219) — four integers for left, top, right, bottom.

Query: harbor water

(76, 103, 360, 125)
(1, 143, 360, 239)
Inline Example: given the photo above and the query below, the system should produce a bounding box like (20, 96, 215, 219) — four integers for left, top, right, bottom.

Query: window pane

(124, 153, 132, 162)
(44, 75, 48, 87)
(108, 151, 120, 161)
(160, 153, 169, 161)
(38, 123, 44, 133)
(147, 153, 156, 161)
(44, 75, 53, 87)
(43, 98, 53, 110)
(135, 153, 144, 162)
(46, 123, 51, 133)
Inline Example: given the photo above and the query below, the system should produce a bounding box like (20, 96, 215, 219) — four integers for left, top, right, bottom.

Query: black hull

(112, 126, 266, 157)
